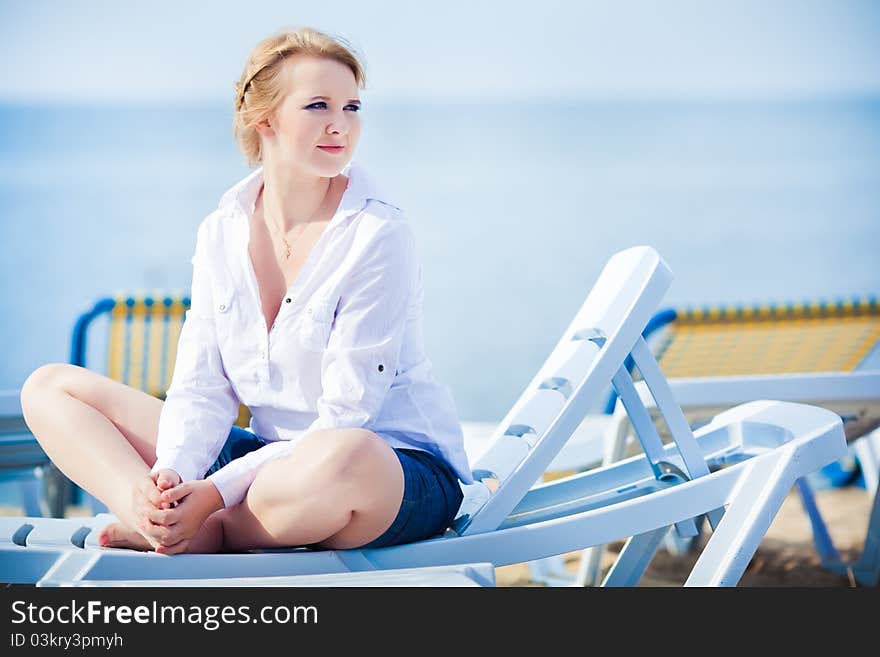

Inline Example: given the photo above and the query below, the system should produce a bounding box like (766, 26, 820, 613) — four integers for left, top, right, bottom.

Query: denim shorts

(205, 426, 464, 549)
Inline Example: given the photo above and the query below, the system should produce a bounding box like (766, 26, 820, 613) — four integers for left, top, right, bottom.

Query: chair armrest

(629, 371, 880, 441)
(636, 371, 880, 407)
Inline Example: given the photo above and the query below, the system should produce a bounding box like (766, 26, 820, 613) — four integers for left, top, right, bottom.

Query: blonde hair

(233, 27, 366, 167)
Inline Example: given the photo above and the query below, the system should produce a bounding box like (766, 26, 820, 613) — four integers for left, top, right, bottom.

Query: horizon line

(2, 90, 880, 108)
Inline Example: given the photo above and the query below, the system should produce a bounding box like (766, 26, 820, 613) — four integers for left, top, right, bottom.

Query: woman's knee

(21, 363, 73, 413)
(302, 428, 392, 481)
(247, 429, 393, 511)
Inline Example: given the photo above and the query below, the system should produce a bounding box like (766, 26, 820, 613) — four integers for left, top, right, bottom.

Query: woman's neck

(259, 162, 334, 233)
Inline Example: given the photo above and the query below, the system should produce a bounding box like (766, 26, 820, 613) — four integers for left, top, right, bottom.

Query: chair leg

(601, 526, 668, 586)
(797, 429, 880, 586)
(20, 476, 43, 517)
(685, 456, 790, 586)
(526, 555, 572, 586)
(662, 527, 697, 556)
(854, 429, 880, 495)
(795, 476, 841, 564)
(842, 432, 879, 586)
(529, 412, 634, 587)
(851, 479, 879, 586)
(573, 542, 605, 586)
(43, 464, 71, 518)
(573, 413, 633, 586)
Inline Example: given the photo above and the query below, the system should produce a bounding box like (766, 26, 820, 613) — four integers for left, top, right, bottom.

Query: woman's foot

(98, 513, 226, 555)
(97, 522, 153, 551)
(179, 511, 226, 554)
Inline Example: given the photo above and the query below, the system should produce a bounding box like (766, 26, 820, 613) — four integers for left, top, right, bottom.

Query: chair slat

(472, 435, 531, 484)
(504, 389, 567, 447)
(146, 299, 165, 395)
(544, 339, 603, 392)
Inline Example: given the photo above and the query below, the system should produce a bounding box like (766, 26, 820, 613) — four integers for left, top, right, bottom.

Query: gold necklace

(261, 180, 331, 260)
(275, 219, 307, 260)
(262, 201, 311, 260)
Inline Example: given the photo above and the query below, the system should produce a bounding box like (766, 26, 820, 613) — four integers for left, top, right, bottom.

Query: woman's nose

(326, 112, 350, 136)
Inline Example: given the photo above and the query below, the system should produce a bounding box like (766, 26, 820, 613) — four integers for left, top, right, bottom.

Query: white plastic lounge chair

(0, 514, 495, 587)
(534, 300, 880, 587)
(0, 246, 847, 587)
(566, 373, 880, 587)
(519, 294, 880, 586)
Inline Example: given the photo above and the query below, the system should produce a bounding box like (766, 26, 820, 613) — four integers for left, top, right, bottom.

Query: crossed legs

(19, 363, 405, 552)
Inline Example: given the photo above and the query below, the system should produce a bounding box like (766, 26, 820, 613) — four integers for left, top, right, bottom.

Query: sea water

(1, 98, 878, 426)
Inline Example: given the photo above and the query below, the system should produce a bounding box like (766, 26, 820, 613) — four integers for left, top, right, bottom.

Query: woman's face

(260, 55, 362, 177)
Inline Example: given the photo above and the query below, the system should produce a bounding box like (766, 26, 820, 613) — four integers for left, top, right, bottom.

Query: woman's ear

(255, 117, 275, 137)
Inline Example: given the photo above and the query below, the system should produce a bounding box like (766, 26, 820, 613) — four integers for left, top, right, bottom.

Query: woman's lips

(317, 146, 345, 154)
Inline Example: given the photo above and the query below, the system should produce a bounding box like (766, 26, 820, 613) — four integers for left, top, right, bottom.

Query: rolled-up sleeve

(151, 220, 240, 484)
(205, 220, 417, 508)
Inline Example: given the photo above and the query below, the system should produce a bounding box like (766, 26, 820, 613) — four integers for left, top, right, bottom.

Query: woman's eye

(306, 102, 360, 111)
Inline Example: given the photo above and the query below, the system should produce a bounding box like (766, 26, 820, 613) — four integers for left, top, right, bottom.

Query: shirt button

(285, 298, 292, 304)
(218, 304, 226, 311)
(378, 364, 384, 372)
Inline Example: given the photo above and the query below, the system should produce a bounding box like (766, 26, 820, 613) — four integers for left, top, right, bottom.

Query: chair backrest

(71, 294, 190, 399)
(71, 292, 252, 428)
(455, 246, 673, 536)
(647, 297, 880, 378)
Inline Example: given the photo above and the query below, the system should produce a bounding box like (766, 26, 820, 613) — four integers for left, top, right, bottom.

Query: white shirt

(152, 161, 473, 507)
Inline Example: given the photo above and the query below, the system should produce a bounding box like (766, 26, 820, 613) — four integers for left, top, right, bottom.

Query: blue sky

(1, 0, 879, 102)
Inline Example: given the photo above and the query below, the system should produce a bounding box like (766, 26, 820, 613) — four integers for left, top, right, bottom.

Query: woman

(20, 27, 472, 554)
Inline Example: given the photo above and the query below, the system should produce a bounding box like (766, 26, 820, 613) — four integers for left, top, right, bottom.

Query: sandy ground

(1, 485, 872, 587)
(494, 486, 873, 586)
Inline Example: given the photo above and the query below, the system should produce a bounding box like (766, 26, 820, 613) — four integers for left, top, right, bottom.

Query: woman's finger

(140, 503, 158, 523)
(138, 518, 169, 543)
(138, 478, 163, 507)
(156, 538, 189, 556)
(135, 525, 162, 549)
(160, 482, 193, 504)
(144, 505, 177, 526)
(155, 469, 181, 491)
(158, 525, 183, 546)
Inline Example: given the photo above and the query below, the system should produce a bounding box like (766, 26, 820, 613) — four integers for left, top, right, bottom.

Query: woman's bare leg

(21, 367, 403, 554)
(182, 428, 405, 553)
(20, 363, 163, 537)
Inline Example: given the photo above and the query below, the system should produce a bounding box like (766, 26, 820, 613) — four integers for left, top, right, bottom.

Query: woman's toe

(98, 522, 151, 550)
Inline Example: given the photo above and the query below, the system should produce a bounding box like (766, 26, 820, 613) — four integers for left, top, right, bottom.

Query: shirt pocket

(213, 285, 237, 343)
(297, 297, 335, 352)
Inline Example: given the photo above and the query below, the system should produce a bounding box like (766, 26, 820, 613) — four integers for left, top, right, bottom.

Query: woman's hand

(140, 479, 225, 555)
(153, 469, 182, 499)
(130, 470, 180, 548)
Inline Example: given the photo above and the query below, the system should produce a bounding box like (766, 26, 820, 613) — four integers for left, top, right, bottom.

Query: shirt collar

(220, 161, 401, 227)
